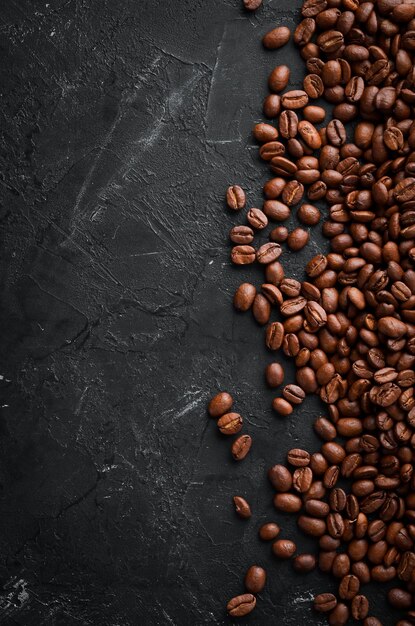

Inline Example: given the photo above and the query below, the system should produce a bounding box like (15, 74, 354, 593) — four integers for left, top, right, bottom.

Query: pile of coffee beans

(209, 0, 415, 621)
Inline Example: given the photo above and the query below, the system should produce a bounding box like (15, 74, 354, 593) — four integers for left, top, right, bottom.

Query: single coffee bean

(259, 522, 280, 541)
(243, 0, 262, 10)
(281, 90, 309, 110)
(265, 322, 285, 350)
(252, 293, 271, 325)
(257, 242, 282, 264)
(265, 362, 284, 388)
(339, 574, 360, 600)
(351, 595, 369, 620)
(274, 493, 302, 513)
(293, 553, 317, 573)
(247, 208, 268, 230)
(227, 594, 256, 617)
(293, 467, 313, 492)
(272, 538, 296, 558)
(226, 185, 246, 210)
(234, 283, 256, 311)
(244, 565, 266, 593)
(283, 384, 305, 404)
(263, 26, 291, 50)
(272, 397, 293, 416)
(231, 434, 252, 461)
(268, 464, 292, 492)
(231, 245, 256, 265)
(218, 413, 243, 435)
(287, 228, 310, 251)
(287, 448, 310, 467)
(269, 65, 290, 93)
(233, 495, 251, 519)
(297, 203, 321, 225)
(208, 392, 233, 417)
(253, 123, 278, 143)
(314, 593, 337, 613)
(230, 225, 254, 244)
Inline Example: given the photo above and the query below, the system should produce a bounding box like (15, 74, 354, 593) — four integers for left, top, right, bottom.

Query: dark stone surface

(0, 0, 399, 624)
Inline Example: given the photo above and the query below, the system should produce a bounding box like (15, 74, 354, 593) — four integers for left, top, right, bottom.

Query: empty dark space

(0, 0, 399, 624)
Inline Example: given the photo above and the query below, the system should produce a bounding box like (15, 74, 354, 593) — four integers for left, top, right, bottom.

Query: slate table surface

(0, 0, 399, 624)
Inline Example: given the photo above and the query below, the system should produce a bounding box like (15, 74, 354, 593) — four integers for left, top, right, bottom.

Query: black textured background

(0, 0, 401, 624)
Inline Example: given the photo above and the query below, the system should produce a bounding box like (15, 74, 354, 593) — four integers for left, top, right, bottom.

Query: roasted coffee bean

(257, 242, 282, 264)
(297, 203, 321, 225)
(231, 435, 252, 461)
(227, 594, 256, 617)
(231, 245, 256, 265)
(281, 90, 309, 110)
(283, 384, 305, 404)
(247, 208, 268, 229)
(234, 283, 257, 311)
(351, 595, 369, 620)
(293, 467, 313, 492)
(226, 185, 246, 210)
(253, 123, 279, 143)
(272, 397, 293, 416)
(339, 574, 360, 600)
(269, 65, 290, 93)
(287, 228, 309, 251)
(259, 522, 280, 541)
(243, 0, 262, 9)
(293, 553, 316, 573)
(272, 538, 296, 558)
(218, 413, 243, 435)
(263, 26, 291, 50)
(244, 565, 266, 593)
(253, 294, 271, 325)
(208, 392, 233, 417)
(230, 225, 254, 244)
(233, 496, 252, 518)
(314, 593, 337, 613)
(268, 464, 292, 492)
(287, 448, 310, 467)
(266, 322, 285, 350)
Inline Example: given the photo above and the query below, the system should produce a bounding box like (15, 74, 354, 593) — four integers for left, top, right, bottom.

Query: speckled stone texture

(0, 1, 399, 624)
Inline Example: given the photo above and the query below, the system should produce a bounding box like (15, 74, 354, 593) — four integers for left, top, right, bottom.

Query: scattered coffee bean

(259, 522, 280, 541)
(231, 434, 252, 461)
(208, 392, 233, 418)
(233, 496, 252, 519)
(226, 185, 246, 210)
(227, 594, 256, 617)
(244, 565, 266, 593)
(263, 26, 291, 50)
(272, 538, 296, 558)
(218, 413, 243, 435)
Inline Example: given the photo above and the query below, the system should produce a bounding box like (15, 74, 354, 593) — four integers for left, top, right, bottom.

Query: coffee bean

(293, 467, 313, 492)
(253, 293, 271, 325)
(208, 392, 233, 417)
(283, 384, 305, 404)
(247, 208, 268, 229)
(265, 322, 285, 350)
(314, 593, 337, 613)
(256, 242, 282, 264)
(233, 496, 251, 519)
(272, 538, 296, 558)
(227, 594, 256, 617)
(293, 553, 317, 573)
(268, 464, 292, 492)
(231, 245, 256, 265)
(339, 574, 360, 600)
(274, 493, 302, 513)
(234, 283, 256, 311)
(244, 565, 266, 593)
(218, 413, 243, 435)
(231, 434, 252, 461)
(387, 588, 413, 609)
(287, 448, 310, 467)
(272, 397, 293, 416)
(263, 94, 281, 118)
(328, 603, 349, 626)
(243, 0, 262, 10)
(253, 123, 279, 143)
(269, 65, 290, 93)
(281, 90, 309, 110)
(263, 26, 291, 50)
(259, 522, 280, 541)
(230, 225, 254, 244)
(263, 199, 291, 221)
(303, 74, 324, 99)
(351, 595, 369, 620)
(226, 185, 246, 210)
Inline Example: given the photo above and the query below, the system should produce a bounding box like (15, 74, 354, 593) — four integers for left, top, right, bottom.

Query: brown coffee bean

(298, 515, 326, 537)
(387, 588, 413, 609)
(328, 603, 349, 626)
(230, 225, 254, 244)
(231, 245, 256, 265)
(264, 94, 282, 118)
(244, 565, 266, 593)
(263, 200, 291, 221)
(287, 228, 309, 251)
(259, 522, 280, 541)
(226, 185, 246, 210)
(297, 203, 321, 225)
(314, 593, 337, 613)
(293, 553, 316, 573)
(269, 65, 290, 93)
(268, 464, 292, 492)
(253, 293, 271, 325)
(208, 392, 233, 417)
(231, 434, 252, 461)
(234, 283, 256, 311)
(272, 397, 293, 416)
(227, 594, 256, 617)
(259, 141, 285, 161)
(265, 363, 284, 388)
(351, 595, 369, 620)
(272, 538, 296, 558)
(339, 574, 360, 600)
(253, 123, 279, 143)
(265, 322, 285, 350)
(281, 90, 309, 110)
(243, 0, 262, 9)
(282, 180, 304, 206)
(274, 493, 302, 513)
(247, 208, 268, 230)
(233, 496, 251, 519)
(263, 26, 291, 50)
(257, 242, 282, 264)
(218, 413, 243, 435)
(293, 467, 313, 492)
(287, 448, 310, 467)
